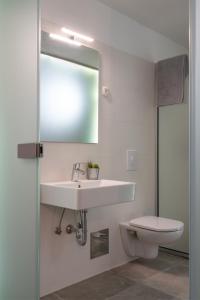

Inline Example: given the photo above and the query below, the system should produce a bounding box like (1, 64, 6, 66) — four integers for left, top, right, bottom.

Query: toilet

(120, 216, 184, 259)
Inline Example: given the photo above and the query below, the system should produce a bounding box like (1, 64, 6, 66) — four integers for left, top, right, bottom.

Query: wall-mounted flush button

(127, 150, 137, 171)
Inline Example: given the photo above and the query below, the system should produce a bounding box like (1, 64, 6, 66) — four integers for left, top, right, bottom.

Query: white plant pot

(87, 168, 99, 180)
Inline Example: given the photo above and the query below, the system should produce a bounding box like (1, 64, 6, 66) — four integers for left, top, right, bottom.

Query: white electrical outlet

(127, 150, 137, 171)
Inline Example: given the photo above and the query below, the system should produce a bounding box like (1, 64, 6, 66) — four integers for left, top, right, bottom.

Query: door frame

(189, 0, 200, 299)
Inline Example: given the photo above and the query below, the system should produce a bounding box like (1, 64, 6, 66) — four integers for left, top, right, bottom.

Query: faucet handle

(73, 162, 80, 170)
(71, 162, 87, 181)
(73, 162, 87, 169)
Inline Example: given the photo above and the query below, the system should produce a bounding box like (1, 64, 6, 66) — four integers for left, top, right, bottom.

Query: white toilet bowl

(120, 216, 184, 259)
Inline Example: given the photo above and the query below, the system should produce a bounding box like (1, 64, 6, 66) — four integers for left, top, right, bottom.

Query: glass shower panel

(0, 0, 39, 299)
(158, 104, 189, 253)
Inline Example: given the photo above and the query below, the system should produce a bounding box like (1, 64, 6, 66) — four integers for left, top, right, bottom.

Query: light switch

(127, 150, 137, 171)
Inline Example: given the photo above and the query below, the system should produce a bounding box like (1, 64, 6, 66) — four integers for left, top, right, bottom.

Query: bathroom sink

(41, 180, 136, 210)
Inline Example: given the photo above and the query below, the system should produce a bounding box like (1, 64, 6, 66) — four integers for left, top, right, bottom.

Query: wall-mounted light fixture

(49, 33, 82, 47)
(61, 27, 94, 43)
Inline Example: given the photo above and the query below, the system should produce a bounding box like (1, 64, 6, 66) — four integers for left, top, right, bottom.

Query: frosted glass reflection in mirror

(40, 54, 99, 143)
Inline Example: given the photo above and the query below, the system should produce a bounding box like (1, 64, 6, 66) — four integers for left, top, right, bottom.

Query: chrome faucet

(71, 162, 86, 181)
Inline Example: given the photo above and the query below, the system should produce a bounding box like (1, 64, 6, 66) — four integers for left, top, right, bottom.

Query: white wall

(40, 40, 156, 296)
(40, 0, 187, 296)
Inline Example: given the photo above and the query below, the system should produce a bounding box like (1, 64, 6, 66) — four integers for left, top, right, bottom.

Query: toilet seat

(129, 216, 184, 232)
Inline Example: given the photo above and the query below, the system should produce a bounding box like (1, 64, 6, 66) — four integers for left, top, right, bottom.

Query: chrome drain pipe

(66, 210, 88, 246)
(76, 210, 87, 246)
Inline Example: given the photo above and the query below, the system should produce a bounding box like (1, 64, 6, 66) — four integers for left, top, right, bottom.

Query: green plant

(93, 163, 100, 169)
(88, 161, 93, 168)
(87, 161, 100, 169)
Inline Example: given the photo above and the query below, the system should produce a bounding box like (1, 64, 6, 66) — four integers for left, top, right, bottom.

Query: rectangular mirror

(40, 31, 100, 143)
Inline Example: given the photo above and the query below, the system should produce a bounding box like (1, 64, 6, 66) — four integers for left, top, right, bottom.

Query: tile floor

(41, 252, 189, 300)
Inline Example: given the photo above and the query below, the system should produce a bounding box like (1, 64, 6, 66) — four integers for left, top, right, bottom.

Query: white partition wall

(190, 0, 200, 299)
(0, 1, 40, 299)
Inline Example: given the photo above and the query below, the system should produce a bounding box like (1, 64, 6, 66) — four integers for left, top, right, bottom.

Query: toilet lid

(129, 216, 184, 232)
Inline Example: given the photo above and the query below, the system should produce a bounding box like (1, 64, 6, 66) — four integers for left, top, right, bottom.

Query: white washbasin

(41, 179, 136, 210)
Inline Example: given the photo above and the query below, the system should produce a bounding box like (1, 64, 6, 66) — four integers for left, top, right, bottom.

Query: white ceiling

(98, 0, 189, 48)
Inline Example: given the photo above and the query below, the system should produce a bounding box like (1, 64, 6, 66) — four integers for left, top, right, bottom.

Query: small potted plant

(87, 161, 100, 180)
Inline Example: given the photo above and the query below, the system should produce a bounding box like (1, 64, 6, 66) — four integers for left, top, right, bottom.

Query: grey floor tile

(111, 256, 173, 282)
(144, 264, 189, 299)
(42, 253, 189, 300)
(158, 252, 189, 267)
(56, 271, 134, 300)
(106, 284, 179, 300)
